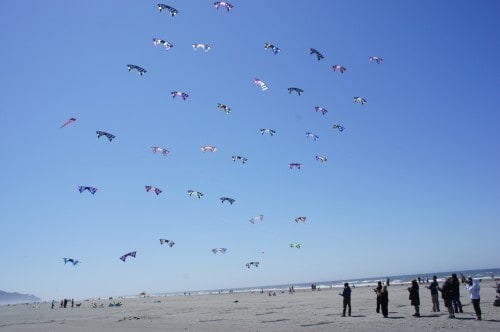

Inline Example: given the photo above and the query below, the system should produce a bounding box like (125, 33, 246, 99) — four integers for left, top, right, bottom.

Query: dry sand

(1, 280, 499, 331)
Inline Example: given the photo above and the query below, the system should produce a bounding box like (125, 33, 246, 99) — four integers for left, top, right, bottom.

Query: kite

(306, 132, 319, 141)
(249, 215, 264, 224)
(315, 107, 327, 115)
(127, 64, 147, 75)
(192, 43, 211, 52)
(153, 38, 173, 50)
(145, 185, 162, 196)
(332, 124, 344, 132)
(60, 117, 76, 128)
(201, 146, 217, 152)
(214, 1, 233, 11)
(220, 197, 235, 205)
(289, 163, 302, 170)
(151, 147, 170, 156)
(78, 186, 98, 195)
(63, 258, 80, 266)
(212, 248, 227, 254)
(96, 130, 115, 141)
(264, 43, 280, 55)
(160, 239, 175, 247)
(120, 251, 137, 262)
(158, 4, 178, 16)
(310, 48, 324, 61)
(369, 56, 383, 64)
(290, 243, 302, 249)
(171, 91, 189, 100)
(315, 155, 327, 163)
(332, 65, 347, 73)
(295, 216, 307, 223)
(288, 87, 303, 95)
(232, 155, 247, 164)
(260, 128, 276, 136)
(217, 103, 231, 115)
(188, 190, 204, 199)
(254, 78, 268, 91)
(354, 97, 367, 105)
(246, 261, 259, 268)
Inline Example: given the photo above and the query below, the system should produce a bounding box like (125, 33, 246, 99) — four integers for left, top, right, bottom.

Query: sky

(0, 0, 499, 301)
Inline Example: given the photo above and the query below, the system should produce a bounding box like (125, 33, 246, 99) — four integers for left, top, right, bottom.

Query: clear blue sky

(1, 0, 499, 300)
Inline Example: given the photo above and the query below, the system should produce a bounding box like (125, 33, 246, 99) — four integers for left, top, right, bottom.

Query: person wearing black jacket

(439, 277, 455, 318)
(451, 273, 464, 313)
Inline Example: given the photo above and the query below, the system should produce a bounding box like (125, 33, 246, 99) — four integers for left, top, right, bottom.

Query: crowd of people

(337, 274, 485, 321)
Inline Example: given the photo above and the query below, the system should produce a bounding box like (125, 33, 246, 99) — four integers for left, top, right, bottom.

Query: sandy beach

(1, 280, 499, 331)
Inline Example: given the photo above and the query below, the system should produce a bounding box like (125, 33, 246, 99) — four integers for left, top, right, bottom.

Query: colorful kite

(78, 186, 98, 195)
(315, 155, 327, 163)
(369, 56, 383, 64)
(217, 103, 231, 115)
(232, 155, 247, 164)
(188, 190, 204, 199)
(171, 91, 189, 100)
(254, 78, 268, 91)
(264, 43, 280, 55)
(153, 38, 173, 50)
(260, 128, 276, 136)
(214, 1, 233, 11)
(332, 65, 346, 73)
(220, 197, 235, 205)
(158, 4, 178, 16)
(145, 186, 162, 196)
(120, 251, 137, 262)
(288, 87, 303, 95)
(96, 130, 115, 141)
(151, 147, 170, 156)
(246, 261, 259, 268)
(201, 146, 217, 152)
(192, 43, 211, 52)
(310, 48, 324, 61)
(295, 216, 307, 223)
(127, 64, 147, 75)
(249, 215, 264, 224)
(306, 132, 319, 141)
(314, 107, 327, 115)
(332, 124, 344, 132)
(63, 258, 80, 266)
(60, 117, 76, 128)
(289, 163, 302, 170)
(354, 97, 367, 105)
(212, 248, 227, 254)
(290, 243, 302, 249)
(160, 239, 175, 247)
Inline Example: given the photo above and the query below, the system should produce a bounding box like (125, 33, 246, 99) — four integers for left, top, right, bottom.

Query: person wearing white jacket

(464, 277, 481, 320)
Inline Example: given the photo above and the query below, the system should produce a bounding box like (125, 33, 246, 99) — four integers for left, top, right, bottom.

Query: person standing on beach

(408, 279, 420, 317)
(374, 281, 382, 313)
(426, 275, 440, 312)
(464, 277, 482, 320)
(339, 282, 352, 317)
(379, 284, 389, 318)
(439, 277, 455, 318)
(451, 273, 463, 313)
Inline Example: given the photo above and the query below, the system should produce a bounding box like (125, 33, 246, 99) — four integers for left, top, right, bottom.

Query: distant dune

(0, 291, 41, 305)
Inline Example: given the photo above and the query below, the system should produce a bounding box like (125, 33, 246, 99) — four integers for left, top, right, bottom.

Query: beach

(1, 279, 499, 331)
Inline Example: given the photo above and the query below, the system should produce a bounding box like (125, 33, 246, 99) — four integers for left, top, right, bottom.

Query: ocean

(151, 267, 500, 297)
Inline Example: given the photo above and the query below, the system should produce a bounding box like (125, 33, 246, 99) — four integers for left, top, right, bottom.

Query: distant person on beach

(408, 279, 420, 317)
(464, 277, 482, 320)
(426, 275, 440, 312)
(438, 277, 455, 318)
(71, 299, 74, 308)
(451, 274, 463, 313)
(51, 300, 55, 309)
(339, 282, 352, 317)
(386, 278, 390, 286)
(379, 284, 389, 318)
(374, 281, 382, 313)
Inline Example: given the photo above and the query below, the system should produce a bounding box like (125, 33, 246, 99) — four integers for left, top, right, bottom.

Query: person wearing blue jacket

(339, 282, 352, 317)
